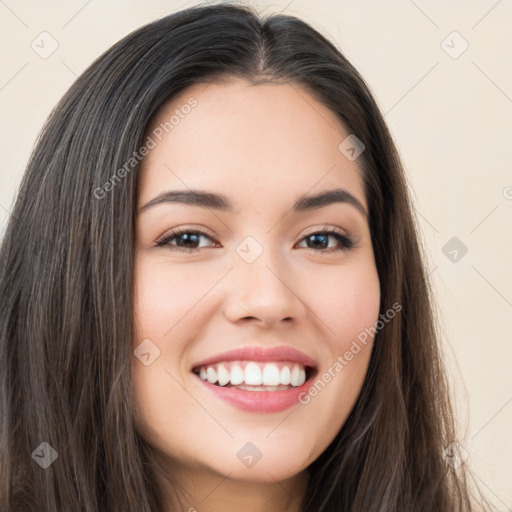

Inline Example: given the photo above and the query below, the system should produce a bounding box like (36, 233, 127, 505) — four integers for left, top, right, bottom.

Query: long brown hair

(0, 2, 493, 510)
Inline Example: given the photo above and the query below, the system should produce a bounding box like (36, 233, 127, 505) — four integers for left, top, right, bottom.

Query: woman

(0, 2, 492, 511)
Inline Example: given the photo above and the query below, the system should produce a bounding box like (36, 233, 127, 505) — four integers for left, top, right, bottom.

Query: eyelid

(154, 225, 219, 247)
(300, 224, 350, 238)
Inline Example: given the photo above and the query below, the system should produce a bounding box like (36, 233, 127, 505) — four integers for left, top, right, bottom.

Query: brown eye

(296, 230, 354, 253)
(155, 229, 218, 252)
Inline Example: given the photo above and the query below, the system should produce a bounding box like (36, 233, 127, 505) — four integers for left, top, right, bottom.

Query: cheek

(132, 257, 214, 340)
(131, 259, 201, 443)
(303, 258, 381, 345)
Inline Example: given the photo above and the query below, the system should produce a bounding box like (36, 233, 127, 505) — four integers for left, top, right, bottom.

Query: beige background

(1, 0, 511, 508)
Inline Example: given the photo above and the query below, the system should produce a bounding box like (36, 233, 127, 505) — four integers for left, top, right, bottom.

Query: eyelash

(155, 228, 355, 254)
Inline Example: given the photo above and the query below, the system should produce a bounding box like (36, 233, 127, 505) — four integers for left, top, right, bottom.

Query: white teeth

(196, 361, 309, 387)
(280, 366, 291, 385)
(217, 364, 230, 386)
(244, 362, 263, 385)
(206, 367, 217, 384)
(290, 364, 306, 386)
(230, 365, 244, 385)
(262, 363, 281, 386)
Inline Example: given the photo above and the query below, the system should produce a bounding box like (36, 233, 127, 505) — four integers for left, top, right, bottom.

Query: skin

(132, 77, 381, 512)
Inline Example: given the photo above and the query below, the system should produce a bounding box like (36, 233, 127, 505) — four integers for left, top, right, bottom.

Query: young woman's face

(133, 78, 380, 486)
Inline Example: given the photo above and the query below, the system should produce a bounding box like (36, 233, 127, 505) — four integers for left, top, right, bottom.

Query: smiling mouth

(192, 360, 317, 391)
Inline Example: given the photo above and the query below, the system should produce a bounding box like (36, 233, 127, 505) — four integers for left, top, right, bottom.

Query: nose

(223, 246, 307, 328)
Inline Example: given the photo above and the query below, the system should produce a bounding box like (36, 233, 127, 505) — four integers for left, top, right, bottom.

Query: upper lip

(191, 345, 318, 371)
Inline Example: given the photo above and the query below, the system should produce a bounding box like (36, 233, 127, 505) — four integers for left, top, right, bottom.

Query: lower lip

(193, 373, 315, 413)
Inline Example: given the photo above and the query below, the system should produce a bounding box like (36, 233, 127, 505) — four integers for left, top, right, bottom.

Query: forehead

(137, 78, 367, 214)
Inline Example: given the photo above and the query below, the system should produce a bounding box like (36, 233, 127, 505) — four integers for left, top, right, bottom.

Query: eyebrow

(138, 187, 368, 218)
